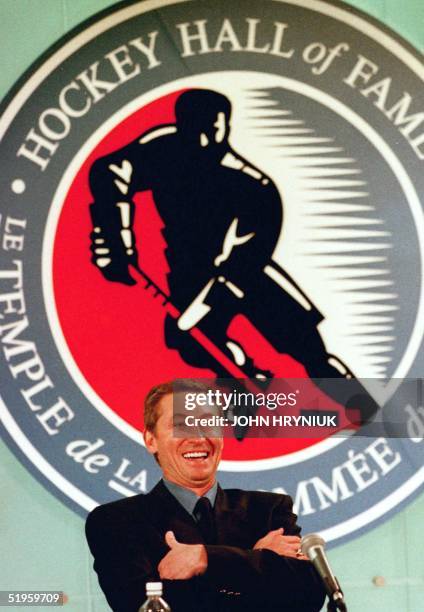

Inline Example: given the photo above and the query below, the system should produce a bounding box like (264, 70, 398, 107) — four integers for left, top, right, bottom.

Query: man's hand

(89, 201, 138, 286)
(253, 528, 308, 560)
(158, 531, 208, 580)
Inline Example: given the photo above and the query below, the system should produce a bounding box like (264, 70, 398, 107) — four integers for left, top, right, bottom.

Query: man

(89, 89, 377, 422)
(86, 381, 327, 611)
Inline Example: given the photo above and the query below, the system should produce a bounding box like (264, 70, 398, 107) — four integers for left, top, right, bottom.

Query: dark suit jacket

(86, 480, 326, 612)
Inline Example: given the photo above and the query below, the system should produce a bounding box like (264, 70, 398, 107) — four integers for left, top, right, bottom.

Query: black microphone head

(301, 533, 325, 557)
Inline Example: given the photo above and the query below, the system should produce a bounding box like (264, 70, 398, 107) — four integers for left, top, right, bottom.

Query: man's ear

(144, 428, 158, 455)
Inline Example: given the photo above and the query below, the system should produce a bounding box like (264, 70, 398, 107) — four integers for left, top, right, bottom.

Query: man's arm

(159, 494, 326, 611)
(86, 505, 157, 612)
(206, 494, 325, 610)
(204, 543, 325, 610)
(86, 505, 212, 612)
(88, 137, 152, 286)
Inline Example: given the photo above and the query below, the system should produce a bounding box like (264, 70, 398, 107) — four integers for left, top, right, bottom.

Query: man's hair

(143, 379, 209, 432)
(175, 89, 232, 130)
(144, 381, 174, 433)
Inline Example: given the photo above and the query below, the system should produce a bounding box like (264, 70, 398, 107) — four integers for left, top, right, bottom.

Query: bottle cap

(146, 582, 163, 596)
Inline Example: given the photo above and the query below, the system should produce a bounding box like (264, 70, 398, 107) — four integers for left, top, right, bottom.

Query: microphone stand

(325, 577, 347, 611)
(327, 599, 346, 612)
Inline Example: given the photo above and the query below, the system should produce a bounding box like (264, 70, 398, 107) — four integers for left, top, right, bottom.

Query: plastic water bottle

(139, 582, 171, 611)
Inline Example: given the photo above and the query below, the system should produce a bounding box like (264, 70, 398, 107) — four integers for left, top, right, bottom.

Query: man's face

(144, 393, 224, 490)
(199, 112, 230, 148)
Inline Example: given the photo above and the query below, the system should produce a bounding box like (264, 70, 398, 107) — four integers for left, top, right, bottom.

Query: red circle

(53, 90, 343, 461)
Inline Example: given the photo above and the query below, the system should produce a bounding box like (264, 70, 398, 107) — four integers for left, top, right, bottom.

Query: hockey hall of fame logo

(0, 0, 423, 546)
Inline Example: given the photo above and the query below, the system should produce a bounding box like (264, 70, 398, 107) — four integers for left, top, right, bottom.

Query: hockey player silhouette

(89, 89, 378, 423)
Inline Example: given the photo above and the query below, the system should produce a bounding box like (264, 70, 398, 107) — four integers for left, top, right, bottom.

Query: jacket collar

(142, 480, 249, 546)
(162, 478, 218, 516)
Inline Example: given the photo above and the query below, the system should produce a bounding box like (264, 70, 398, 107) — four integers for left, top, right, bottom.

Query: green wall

(0, 1, 423, 610)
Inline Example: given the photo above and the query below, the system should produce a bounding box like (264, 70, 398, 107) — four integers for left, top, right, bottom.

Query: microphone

(301, 534, 347, 612)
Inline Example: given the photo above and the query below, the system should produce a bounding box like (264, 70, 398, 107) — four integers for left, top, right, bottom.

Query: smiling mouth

(182, 451, 210, 460)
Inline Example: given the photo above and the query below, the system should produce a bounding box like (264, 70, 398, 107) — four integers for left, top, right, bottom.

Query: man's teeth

(183, 451, 209, 459)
